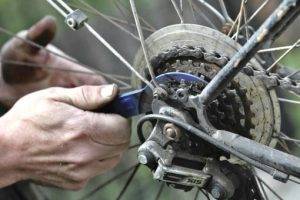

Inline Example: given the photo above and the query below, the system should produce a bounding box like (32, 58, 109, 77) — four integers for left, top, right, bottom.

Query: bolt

(163, 123, 181, 141)
(211, 185, 225, 199)
(138, 154, 148, 165)
(66, 18, 76, 28)
(166, 128, 176, 139)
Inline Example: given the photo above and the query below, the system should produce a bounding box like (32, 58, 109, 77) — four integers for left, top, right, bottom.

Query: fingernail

(100, 84, 116, 98)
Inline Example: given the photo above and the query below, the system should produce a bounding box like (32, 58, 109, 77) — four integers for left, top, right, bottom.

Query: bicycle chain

(244, 66, 300, 95)
(151, 44, 300, 96)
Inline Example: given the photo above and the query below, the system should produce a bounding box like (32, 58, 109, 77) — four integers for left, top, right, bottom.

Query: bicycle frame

(198, 0, 300, 105)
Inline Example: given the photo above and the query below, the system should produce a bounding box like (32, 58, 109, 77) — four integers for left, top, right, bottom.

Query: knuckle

(79, 86, 91, 104)
(72, 156, 88, 166)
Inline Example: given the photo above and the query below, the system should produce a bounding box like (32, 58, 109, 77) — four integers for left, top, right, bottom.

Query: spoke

(47, 0, 68, 17)
(232, 0, 270, 38)
(48, 0, 154, 89)
(0, 59, 97, 76)
(114, 0, 156, 31)
(255, 175, 284, 200)
(253, 169, 269, 200)
(154, 183, 164, 200)
(227, 9, 241, 37)
(68, 2, 154, 32)
(200, 189, 210, 200)
(278, 98, 300, 105)
(247, 0, 269, 25)
(187, 0, 197, 24)
(129, 0, 159, 88)
(279, 132, 300, 147)
(243, 3, 250, 40)
(79, 164, 139, 200)
(234, 0, 246, 41)
(77, 0, 140, 41)
(83, 23, 153, 89)
(196, 0, 226, 24)
(180, 0, 184, 19)
(170, 0, 185, 23)
(116, 164, 140, 200)
(189, 1, 218, 29)
(289, 177, 300, 185)
(113, 0, 135, 34)
(0, 27, 131, 87)
(258, 44, 300, 53)
(114, 0, 129, 19)
(128, 143, 140, 150)
(193, 189, 200, 200)
(277, 138, 292, 154)
(218, 0, 233, 23)
(286, 70, 300, 78)
(1, 59, 132, 82)
(267, 38, 300, 72)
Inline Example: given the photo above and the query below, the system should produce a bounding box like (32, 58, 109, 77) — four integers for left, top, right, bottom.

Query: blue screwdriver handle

(101, 89, 145, 118)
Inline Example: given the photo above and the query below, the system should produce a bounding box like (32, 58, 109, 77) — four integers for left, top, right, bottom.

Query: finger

(27, 16, 57, 52)
(87, 113, 131, 146)
(50, 84, 118, 110)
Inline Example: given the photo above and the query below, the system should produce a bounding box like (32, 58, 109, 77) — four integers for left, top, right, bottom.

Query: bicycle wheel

(1, 0, 300, 199)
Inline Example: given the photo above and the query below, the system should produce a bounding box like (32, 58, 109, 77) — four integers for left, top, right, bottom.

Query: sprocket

(133, 24, 281, 146)
(149, 45, 256, 139)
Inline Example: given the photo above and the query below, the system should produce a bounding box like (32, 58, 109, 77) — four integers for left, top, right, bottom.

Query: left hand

(0, 16, 106, 107)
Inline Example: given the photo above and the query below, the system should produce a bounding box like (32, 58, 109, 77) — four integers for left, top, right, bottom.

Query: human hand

(0, 16, 106, 107)
(0, 84, 130, 190)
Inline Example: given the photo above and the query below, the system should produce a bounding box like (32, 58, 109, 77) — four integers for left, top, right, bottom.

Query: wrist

(0, 116, 25, 187)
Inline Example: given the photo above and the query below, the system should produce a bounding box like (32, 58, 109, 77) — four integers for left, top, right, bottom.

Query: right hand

(0, 84, 130, 190)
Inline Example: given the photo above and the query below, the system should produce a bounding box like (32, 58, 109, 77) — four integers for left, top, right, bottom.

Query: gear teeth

(150, 45, 259, 140)
(175, 59, 181, 67)
(188, 59, 193, 67)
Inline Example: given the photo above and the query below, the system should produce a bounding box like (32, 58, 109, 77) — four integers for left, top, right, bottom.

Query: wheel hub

(132, 24, 281, 198)
(133, 24, 281, 145)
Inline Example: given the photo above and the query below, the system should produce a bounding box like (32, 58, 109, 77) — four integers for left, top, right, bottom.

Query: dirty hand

(0, 16, 106, 107)
(0, 85, 130, 190)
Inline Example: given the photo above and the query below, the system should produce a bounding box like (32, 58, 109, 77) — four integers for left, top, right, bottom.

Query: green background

(0, 0, 299, 199)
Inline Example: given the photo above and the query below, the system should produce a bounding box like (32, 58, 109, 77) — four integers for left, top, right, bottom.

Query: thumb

(51, 84, 118, 110)
(26, 16, 57, 52)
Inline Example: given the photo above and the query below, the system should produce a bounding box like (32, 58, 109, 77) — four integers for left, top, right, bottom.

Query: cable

(137, 114, 283, 178)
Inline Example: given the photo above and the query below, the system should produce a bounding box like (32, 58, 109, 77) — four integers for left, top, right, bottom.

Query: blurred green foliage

(0, 0, 299, 199)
